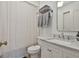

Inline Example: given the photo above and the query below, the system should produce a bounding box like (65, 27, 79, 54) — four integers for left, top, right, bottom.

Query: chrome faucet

(67, 36, 70, 40)
(60, 33, 64, 39)
(58, 33, 64, 40)
(58, 34, 61, 38)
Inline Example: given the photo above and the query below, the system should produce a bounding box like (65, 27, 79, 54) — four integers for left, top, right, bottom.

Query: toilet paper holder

(0, 41, 7, 47)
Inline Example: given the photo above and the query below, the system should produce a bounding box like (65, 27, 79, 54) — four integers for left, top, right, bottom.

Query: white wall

(39, 1, 58, 37)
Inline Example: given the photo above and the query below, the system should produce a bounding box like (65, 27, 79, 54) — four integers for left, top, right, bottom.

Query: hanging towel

(42, 11, 51, 27)
(38, 14, 43, 27)
(45, 12, 49, 27)
(47, 11, 52, 26)
(42, 13, 46, 27)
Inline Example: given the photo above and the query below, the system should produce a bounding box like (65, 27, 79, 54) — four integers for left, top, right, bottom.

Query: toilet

(27, 45, 40, 58)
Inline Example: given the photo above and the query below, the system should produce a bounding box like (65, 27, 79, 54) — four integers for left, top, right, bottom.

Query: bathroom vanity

(37, 1, 79, 58)
(38, 37, 79, 58)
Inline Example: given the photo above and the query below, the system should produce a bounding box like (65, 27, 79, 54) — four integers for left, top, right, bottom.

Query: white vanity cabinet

(38, 39, 79, 58)
(38, 40, 63, 58)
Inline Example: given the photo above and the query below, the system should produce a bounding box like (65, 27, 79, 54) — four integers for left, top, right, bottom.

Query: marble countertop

(38, 36, 79, 51)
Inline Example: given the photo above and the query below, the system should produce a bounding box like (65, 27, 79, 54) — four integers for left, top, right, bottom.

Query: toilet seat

(28, 45, 40, 54)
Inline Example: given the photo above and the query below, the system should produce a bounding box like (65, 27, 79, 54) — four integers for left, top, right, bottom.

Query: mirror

(57, 1, 79, 32)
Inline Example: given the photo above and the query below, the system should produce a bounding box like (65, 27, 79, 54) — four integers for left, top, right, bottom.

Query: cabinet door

(40, 40, 54, 58)
(41, 46, 53, 58)
(40, 40, 63, 58)
(50, 44, 63, 58)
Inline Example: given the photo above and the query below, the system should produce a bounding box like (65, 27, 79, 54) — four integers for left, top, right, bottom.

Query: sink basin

(50, 39, 79, 47)
(54, 40, 71, 44)
(39, 37, 79, 50)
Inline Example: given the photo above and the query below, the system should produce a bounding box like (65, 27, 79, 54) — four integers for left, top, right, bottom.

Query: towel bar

(39, 5, 53, 14)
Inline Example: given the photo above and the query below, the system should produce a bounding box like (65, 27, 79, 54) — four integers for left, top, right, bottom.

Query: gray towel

(38, 14, 43, 27)
(42, 11, 51, 27)
(38, 11, 52, 27)
(42, 13, 46, 27)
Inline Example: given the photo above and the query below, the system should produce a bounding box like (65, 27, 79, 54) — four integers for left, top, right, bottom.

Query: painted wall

(39, 1, 58, 37)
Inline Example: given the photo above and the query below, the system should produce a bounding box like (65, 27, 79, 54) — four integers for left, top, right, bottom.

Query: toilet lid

(28, 45, 40, 51)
